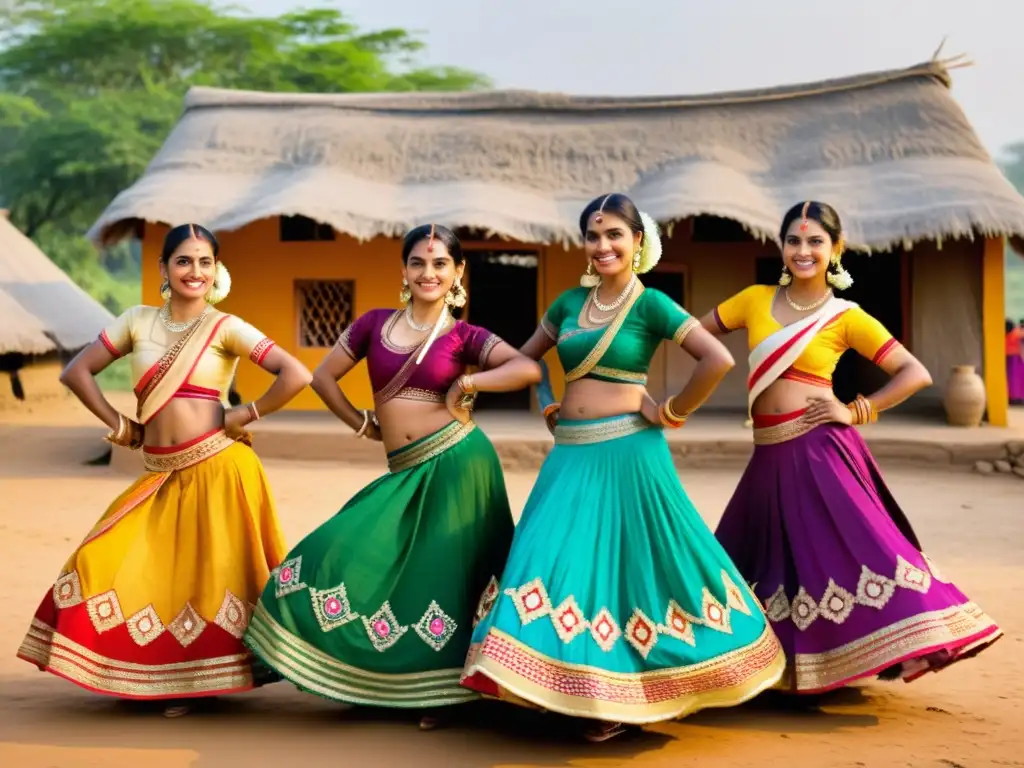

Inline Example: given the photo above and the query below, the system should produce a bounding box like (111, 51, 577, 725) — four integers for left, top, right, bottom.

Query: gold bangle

(247, 402, 261, 422)
(664, 396, 687, 422)
(459, 374, 475, 394)
(659, 402, 686, 428)
(354, 409, 370, 438)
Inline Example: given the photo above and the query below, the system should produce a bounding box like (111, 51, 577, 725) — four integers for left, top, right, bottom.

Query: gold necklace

(159, 303, 210, 333)
(784, 287, 832, 312)
(404, 304, 438, 332)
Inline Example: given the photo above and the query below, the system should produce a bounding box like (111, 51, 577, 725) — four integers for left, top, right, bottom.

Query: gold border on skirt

(554, 414, 652, 446)
(387, 420, 476, 473)
(752, 417, 817, 445)
(142, 430, 235, 472)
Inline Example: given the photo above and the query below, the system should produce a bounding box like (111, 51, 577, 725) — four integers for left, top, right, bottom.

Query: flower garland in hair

(634, 211, 663, 274)
(205, 262, 232, 304)
(826, 243, 854, 291)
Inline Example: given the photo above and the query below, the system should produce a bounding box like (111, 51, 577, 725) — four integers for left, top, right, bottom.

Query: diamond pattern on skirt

(362, 601, 408, 652)
(790, 587, 820, 631)
(550, 596, 589, 644)
(86, 590, 125, 634)
(167, 602, 207, 647)
(504, 578, 553, 626)
(53, 571, 83, 609)
(413, 601, 458, 652)
(818, 579, 856, 624)
(855, 566, 897, 610)
(658, 600, 697, 646)
(701, 587, 733, 634)
(215, 590, 250, 639)
(589, 607, 622, 652)
(127, 605, 165, 646)
(624, 609, 659, 659)
(309, 583, 360, 633)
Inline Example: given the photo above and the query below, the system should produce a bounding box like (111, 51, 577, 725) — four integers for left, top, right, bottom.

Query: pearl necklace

(159, 303, 210, 333)
(591, 275, 636, 312)
(784, 287, 832, 312)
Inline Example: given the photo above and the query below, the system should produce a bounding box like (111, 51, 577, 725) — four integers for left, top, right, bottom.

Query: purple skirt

(715, 421, 1001, 693)
(1009, 354, 1024, 402)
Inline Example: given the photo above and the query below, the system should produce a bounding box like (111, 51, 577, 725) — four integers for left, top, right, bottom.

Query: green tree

(0, 0, 487, 287)
(1002, 143, 1024, 193)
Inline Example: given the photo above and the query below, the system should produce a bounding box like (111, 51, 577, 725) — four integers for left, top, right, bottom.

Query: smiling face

(584, 211, 642, 280)
(782, 217, 836, 283)
(160, 238, 216, 301)
(402, 239, 463, 306)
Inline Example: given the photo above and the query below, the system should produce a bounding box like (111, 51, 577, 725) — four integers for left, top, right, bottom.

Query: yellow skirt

(18, 430, 288, 699)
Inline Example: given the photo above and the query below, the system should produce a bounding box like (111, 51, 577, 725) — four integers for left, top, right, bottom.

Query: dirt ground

(0, 398, 1021, 767)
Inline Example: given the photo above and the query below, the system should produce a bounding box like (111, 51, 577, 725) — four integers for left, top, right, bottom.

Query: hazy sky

(244, 0, 1023, 158)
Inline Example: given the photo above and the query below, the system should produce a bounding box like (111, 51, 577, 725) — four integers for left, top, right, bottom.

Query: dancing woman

(462, 194, 786, 742)
(244, 224, 540, 729)
(705, 200, 1002, 694)
(18, 224, 311, 716)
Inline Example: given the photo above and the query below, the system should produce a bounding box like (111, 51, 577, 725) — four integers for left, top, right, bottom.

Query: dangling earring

(632, 248, 642, 273)
(445, 278, 467, 309)
(399, 278, 411, 305)
(580, 263, 600, 288)
(778, 267, 792, 287)
(160, 280, 171, 301)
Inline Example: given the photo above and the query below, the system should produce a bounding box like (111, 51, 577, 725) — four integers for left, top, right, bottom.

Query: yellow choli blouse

(100, 305, 274, 401)
(714, 285, 899, 384)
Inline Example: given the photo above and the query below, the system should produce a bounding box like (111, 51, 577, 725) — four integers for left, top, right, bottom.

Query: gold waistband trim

(554, 414, 653, 446)
(387, 420, 476, 473)
(142, 430, 235, 472)
(752, 418, 817, 446)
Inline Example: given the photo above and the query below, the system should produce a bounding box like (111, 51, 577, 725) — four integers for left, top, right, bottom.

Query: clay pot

(943, 365, 986, 427)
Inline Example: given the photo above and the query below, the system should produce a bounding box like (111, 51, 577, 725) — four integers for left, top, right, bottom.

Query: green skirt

(244, 421, 514, 708)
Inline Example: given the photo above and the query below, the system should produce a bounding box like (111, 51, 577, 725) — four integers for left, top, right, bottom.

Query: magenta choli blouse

(337, 309, 503, 404)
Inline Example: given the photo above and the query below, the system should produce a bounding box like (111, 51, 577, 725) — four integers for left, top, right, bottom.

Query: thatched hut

(88, 59, 1024, 423)
(0, 214, 114, 408)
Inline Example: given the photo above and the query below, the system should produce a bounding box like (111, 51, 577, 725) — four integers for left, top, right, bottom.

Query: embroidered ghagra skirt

(244, 420, 514, 708)
(18, 430, 288, 699)
(462, 414, 786, 725)
(714, 412, 1002, 694)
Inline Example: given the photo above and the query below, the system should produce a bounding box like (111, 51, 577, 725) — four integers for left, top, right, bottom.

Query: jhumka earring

(160, 280, 171, 301)
(399, 278, 412, 305)
(580, 263, 601, 288)
(632, 248, 642, 272)
(778, 266, 792, 286)
(445, 278, 467, 308)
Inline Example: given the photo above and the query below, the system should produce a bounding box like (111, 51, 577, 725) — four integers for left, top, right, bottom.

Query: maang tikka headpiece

(426, 223, 435, 253)
(799, 201, 811, 232)
(594, 194, 612, 224)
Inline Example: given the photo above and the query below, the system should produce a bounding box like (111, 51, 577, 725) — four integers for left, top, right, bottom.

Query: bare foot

(164, 704, 190, 718)
(584, 722, 627, 742)
(419, 714, 441, 731)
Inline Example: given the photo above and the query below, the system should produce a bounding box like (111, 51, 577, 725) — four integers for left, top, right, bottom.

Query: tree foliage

(0, 0, 487, 314)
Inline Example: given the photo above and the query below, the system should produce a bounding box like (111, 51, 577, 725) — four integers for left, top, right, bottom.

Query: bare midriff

(561, 378, 646, 420)
(376, 399, 461, 454)
(751, 378, 835, 417)
(143, 399, 228, 448)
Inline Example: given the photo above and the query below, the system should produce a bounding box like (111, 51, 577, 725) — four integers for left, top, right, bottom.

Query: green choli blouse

(540, 286, 700, 385)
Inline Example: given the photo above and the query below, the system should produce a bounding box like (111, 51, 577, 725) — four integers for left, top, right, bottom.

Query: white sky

(243, 0, 1024, 159)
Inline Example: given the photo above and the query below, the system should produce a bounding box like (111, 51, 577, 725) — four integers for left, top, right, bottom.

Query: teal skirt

(245, 421, 514, 708)
(462, 414, 786, 724)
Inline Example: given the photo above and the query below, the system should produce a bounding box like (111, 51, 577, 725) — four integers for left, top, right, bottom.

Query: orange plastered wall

(142, 219, 404, 411)
(539, 243, 587, 401)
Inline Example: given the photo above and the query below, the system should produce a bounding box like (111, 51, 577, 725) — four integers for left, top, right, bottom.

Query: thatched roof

(0, 288, 56, 355)
(0, 215, 114, 351)
(88, 59, 1024, 252)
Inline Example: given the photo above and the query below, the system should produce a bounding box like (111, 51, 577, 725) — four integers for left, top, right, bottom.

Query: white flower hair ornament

(826, 243, 854, 291)
(205, 262, 232, 304)
(633, 211, 663, 274)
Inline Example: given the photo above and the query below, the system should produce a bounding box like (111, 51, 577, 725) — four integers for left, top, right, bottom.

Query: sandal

(584, 722, 627, 743)
(163, 704, 190, 718)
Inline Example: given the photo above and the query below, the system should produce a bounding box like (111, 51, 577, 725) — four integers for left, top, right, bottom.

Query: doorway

(642, 267, 688, 402)
(464, 249, 539, 410)
(754, 250, 904, 401)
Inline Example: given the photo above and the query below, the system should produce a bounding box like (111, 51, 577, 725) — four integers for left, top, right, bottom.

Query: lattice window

(295, 280, 354, 348)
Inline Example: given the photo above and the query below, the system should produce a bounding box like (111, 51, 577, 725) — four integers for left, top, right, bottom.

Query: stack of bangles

(104, 412, 145, 450)
(659, 397, 688, 428)
(847, 394, 878, 425)
(355, 409, 379, 438)
(456, 373, 478, 410)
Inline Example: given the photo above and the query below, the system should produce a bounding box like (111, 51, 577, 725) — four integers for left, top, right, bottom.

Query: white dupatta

(746, 295, 857, 414)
